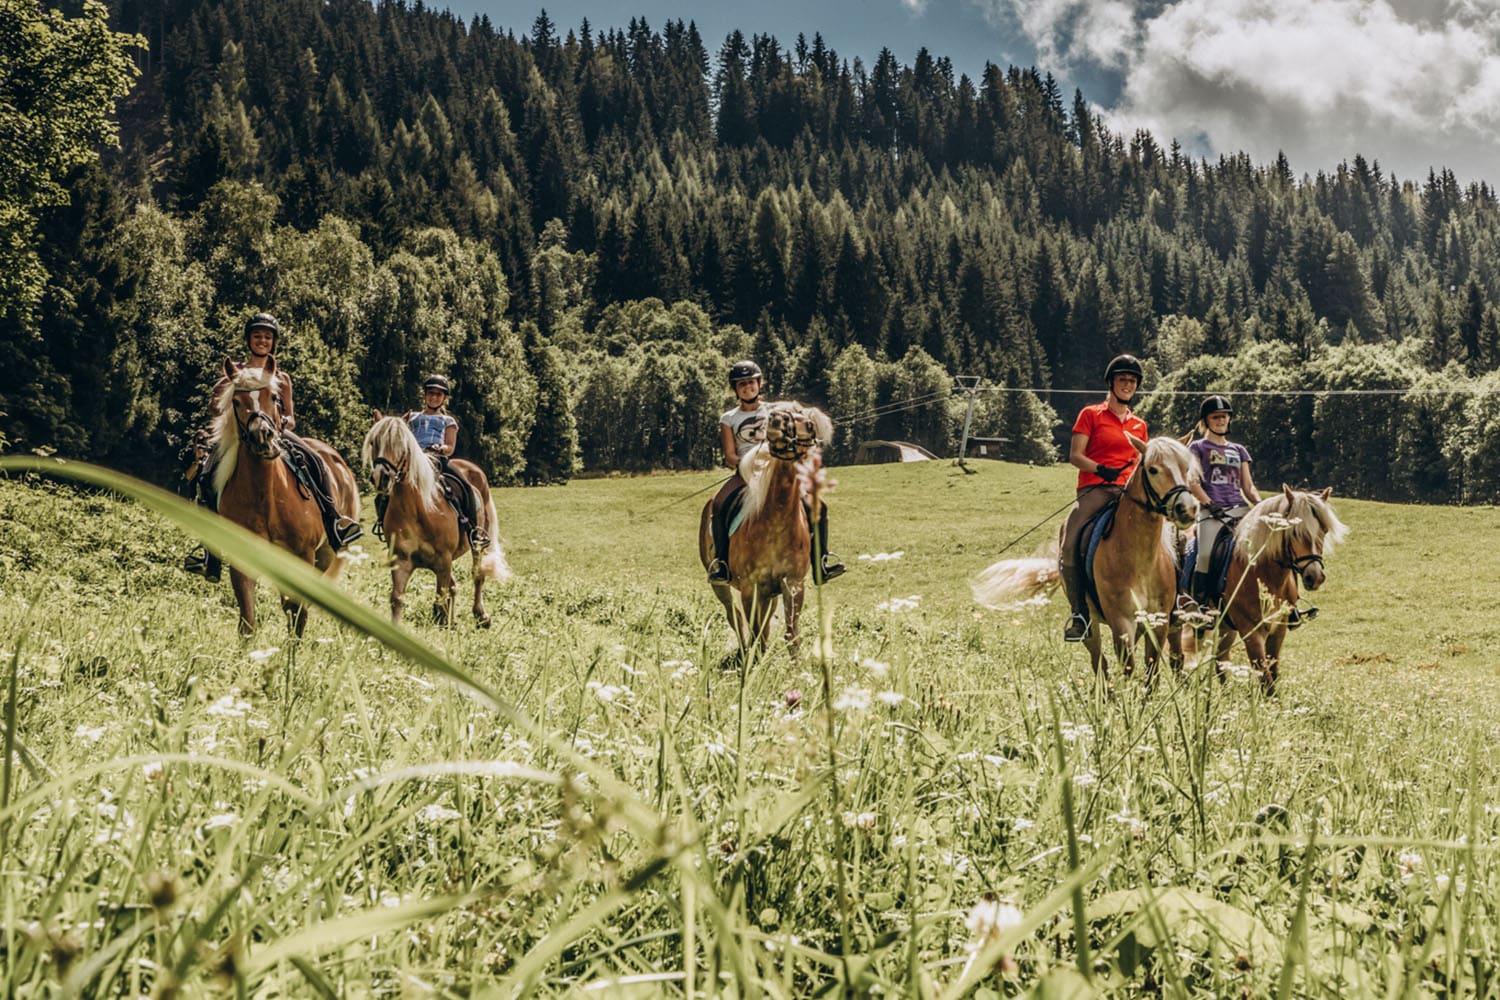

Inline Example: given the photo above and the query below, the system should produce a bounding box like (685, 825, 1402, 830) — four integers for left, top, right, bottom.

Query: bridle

(232, 383, 284, 458)
(1278, 543, 1325, 584)
(766, 410, 816, 461)
(1127, 458, 1192, 518)
(371, 455, 406, 492)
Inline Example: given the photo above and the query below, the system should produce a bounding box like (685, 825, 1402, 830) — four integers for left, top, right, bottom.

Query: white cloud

(973, 0, 1500, 180)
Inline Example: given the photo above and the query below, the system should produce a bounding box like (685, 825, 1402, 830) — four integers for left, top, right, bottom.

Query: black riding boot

(707, 502, 731, 583)
(287, 435, 362, 550)
(810, 505, 845, 584)
(1191, 571, 1212, 607)
(462, 483, 490, 551)
(373, 493, 389, 541)
(1061, 564, 1089, 641)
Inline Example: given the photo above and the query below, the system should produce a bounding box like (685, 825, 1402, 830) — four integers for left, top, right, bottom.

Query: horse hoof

(476, 616, 492, 629)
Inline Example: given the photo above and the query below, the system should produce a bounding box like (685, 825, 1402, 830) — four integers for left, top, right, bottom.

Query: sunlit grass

(3, 457, 1500, 995)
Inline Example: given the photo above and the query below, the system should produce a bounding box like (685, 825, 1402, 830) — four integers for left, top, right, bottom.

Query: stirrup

(815, 553, 846, 584)
(470, 528, 491, 552)
(1063, 613, 1089, 642)
(707, 559, 731, 584)
(331, 518, 363, 549)
(1287, 606, 1318, 629)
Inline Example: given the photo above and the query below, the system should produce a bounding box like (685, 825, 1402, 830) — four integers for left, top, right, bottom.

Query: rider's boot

(466, 486, 491, 552)
(707, 501, 731, 583)
(1061, 565, 1089, 642)
(811, 508, 845, 584)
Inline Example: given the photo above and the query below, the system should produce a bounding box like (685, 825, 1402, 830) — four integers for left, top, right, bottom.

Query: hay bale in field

(853, 440, 938, 464)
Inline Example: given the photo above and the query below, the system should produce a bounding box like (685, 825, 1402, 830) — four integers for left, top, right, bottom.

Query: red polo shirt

(1073, 401, 1148, 488)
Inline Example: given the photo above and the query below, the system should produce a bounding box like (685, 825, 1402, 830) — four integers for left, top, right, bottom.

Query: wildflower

(832, 686, 872, 713)
(207, 694, 254, 718)
(855, 655, 891, 680)
(335, 545, 370, 564)
(857, 551, 905, 562)
(586, 680, 631, 704)
(876, 690, 906, 707)
(202, 813, 239, 831)
(1072, 770, 1098, 788)
(1259, 513, 1301, 531)
(842, 811, 878, 830)
(417, 804, 462, 824)
(74, 724, 106, 744)
(876, 595, 922, 613)
(1133, 610, 1169, 629)
(1059, 722, 1094, 743)
(966, 898, 1024, 951)
(1108, 808, 1147, 838)
(1399, 850, 1423, 882)
(246, 647, 280, 662)
(142, 761, 164, 783)
(784, 689, 803, 710)
(1012, 817, 1035, 832)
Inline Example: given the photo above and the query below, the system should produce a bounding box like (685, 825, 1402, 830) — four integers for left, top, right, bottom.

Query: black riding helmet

(1103, 353, 1144, 385)
(245, 312, 281, 352)
(423, 374, 451, 395)
(1199, 393, 1233, 422)
(728, 360, 763, 385)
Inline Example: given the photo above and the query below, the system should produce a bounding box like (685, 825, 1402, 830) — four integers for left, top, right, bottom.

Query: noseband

(372, 455, 406, 491)
(1129, 460, 1191, 517)
(766, 414, 815, 461)
(1282, 549, 1324, 583)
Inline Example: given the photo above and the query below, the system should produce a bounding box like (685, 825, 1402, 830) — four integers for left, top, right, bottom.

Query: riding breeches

(1195, 504, 1248, 573)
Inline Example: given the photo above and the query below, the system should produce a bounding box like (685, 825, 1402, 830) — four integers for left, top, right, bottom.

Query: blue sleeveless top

(408, 411, 456, 451)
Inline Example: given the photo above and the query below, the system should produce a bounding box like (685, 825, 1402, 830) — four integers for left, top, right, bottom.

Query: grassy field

(4, 458, 1500, 996)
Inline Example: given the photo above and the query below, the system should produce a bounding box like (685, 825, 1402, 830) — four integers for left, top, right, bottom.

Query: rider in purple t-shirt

(1185, 394, 1261, 605)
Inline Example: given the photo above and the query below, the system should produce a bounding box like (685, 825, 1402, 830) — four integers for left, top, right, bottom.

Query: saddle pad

(1081, 503, 1117, 587)
(1179, 529, 1235, 601)
(725, 487, 749, 536)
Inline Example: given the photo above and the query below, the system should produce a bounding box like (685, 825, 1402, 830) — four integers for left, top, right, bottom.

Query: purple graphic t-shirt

(1191, 439, 1252, 507)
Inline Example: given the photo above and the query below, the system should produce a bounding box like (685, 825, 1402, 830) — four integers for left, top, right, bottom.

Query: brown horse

(698, 404, 832, 654)
(362, 415, 510, 627)
(1205, 486, 1347, 694)
(209, 358, 362, 636)
(974, 435, 1200, 680)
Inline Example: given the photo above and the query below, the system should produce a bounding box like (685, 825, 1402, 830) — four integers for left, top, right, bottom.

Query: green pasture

(3, 458, 1500, 996)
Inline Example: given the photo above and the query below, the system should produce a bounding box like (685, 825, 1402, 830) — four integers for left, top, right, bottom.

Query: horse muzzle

(1169, 497, 1199, 530)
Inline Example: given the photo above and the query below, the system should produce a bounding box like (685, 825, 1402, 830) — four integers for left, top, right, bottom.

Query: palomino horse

(698, 404, 833, 654)
(973, 435, 1200, 680)
(209, 358, 361, 636)
(1205, 486, 1347, 694)
(362, 416, 511, 627)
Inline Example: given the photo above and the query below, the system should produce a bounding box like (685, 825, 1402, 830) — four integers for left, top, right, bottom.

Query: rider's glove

(1095, 464, 1122, 482)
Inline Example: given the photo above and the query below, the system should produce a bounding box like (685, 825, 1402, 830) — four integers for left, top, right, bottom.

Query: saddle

(429, 456, 480, 545)
(1073, 499, 1120, 614)
(1178, 523, 1236, 605)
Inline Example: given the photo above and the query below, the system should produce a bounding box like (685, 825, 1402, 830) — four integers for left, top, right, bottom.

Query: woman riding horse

(185, 313, 361, 581)
(209, 355, 362, 635)
(1060, 354, 1148, 642)
(706, 360, 843, 586)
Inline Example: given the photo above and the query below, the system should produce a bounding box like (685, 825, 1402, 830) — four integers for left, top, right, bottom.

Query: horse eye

(1148, 466, 1158, 475)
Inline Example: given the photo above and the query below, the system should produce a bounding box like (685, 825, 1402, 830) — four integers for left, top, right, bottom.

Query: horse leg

(433, 559, 455, 628)
(390, 558, 414, 624)
(1142, 622, 1169, 685)
(1262, 626, 1288, 695)
(471, 554, 492, 629)
(1083, 624, 1107, 682)
(282, 593, 309, 638)
(1213, 625, 1238, 683)
(783, 582, 804, 656)
(230, 568, 257, 636)
(1242, 629, 1270, 689)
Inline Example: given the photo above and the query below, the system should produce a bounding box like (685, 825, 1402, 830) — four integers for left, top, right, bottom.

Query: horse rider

(706, 359, 845, 585)
(1058, 353, 1148, 642)
(183, 312, 362, 580)
(377, 374, 489, 551)
(1184, 393, 1262, 610)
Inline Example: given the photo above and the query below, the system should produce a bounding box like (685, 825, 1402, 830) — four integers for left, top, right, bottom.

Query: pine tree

(520, 322, 579, 484)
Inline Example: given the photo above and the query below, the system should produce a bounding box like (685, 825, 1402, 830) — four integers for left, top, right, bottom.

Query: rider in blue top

(374, 375, 489, 550)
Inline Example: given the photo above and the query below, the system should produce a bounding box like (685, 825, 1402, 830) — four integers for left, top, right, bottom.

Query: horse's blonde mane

(361, 416, 441, 509)
(207, 366, 285, 496)
(737, 403, 832, 523)
(1236, 490, 1348, 560)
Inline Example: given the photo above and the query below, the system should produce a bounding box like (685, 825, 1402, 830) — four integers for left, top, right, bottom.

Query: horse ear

(1319, 486, 1333, 500)
(264, 354, 277, 376)
(1128, 433, 1147, 455)
(372, 408, 384, 422)
(1282, 483, 1295, 500)
(223, 356, 237, 379)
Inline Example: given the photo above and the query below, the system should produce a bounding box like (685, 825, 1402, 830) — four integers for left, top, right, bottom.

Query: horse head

(361, 416, 438, 504)
(1238, 485, 1348, 590)
(225, 356, 284, 460)
(764, 404, 826, 462)
(1129, 434, 1199, 529)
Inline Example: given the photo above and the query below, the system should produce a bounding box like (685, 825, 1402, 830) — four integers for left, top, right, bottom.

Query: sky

(456, 0, 1500, 185)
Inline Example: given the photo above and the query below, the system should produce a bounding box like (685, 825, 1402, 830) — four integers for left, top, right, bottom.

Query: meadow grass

(3, 458, 1500, 996)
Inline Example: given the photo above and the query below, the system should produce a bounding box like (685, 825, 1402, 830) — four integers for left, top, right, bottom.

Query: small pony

(1202, 485, 1348, 694)
(973, 435, 1200, 680)
(362, 415, 511, 627)
(698, 403, 833, 655)
(209, 358, 362, 636)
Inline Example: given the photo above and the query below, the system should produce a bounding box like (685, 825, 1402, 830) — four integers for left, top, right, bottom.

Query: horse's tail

(476, 491, 512, 582)
(972, 543, 1061, 609)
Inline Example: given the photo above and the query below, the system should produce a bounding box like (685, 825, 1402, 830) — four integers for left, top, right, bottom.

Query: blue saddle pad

(1081, 504, 1117, 587)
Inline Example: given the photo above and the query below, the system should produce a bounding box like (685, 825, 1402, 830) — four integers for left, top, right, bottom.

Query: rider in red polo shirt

(1059, 354, 1149, 642)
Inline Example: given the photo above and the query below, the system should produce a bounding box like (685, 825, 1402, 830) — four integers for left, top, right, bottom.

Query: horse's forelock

(363, 416, 440, 507)
(1237, 490, 1347, 558)
(1145, 435, 1195, 480)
